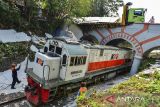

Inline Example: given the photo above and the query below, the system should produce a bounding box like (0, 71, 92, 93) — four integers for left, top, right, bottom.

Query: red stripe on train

(88, 59, 126, 72)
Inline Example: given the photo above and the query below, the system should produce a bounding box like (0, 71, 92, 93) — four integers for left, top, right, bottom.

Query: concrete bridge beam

(130, 55, 142, 75)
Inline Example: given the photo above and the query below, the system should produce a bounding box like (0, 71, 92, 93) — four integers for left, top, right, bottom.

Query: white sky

(118, 0, 160, 23)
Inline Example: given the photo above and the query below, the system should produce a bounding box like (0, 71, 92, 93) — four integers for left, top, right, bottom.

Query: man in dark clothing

(11, 63, 21, 89)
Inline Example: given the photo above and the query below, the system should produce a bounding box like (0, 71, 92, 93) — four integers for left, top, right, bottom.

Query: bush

(0, 0, 22, 28)
(138, 58, 155, 72)
(0, 42, 31, 71)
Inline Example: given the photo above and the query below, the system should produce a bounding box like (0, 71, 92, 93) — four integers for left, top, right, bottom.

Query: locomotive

(25, 34, 133, 105)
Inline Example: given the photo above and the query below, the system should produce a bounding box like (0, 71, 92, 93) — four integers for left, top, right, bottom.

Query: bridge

(85, 23, 160, 75)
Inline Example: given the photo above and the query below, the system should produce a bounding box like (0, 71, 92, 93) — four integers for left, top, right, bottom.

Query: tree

(34, 0, 92, 32)
(90, 0, 123, 17)
(0, 0, 124, 34)
(24, 0, 38, 23)
(0, 0, 22, 28)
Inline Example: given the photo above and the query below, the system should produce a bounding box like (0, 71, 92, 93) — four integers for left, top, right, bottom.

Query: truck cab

(128, 8, 145, 23)
(122, 3, 146, 25)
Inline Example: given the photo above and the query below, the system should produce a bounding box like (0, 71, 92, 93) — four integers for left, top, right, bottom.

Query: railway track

(0, 72, 130, 107)
(0, 95, 26, 107)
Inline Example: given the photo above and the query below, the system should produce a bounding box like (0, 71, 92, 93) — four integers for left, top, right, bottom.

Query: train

(25, 34, 133, 105)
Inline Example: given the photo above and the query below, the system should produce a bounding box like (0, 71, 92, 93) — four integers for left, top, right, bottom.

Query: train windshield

(55, 47, 62, 55)
(49, 44, 62, 55)
(49, 45, 55, 52)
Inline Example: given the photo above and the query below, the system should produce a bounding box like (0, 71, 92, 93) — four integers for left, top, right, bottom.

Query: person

(78, 82, 87, 96)
(149, 16, 155, 23)
(11, 63, 21, 89)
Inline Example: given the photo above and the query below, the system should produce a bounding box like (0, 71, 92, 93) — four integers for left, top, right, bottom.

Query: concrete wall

(68, 24, 83, 40)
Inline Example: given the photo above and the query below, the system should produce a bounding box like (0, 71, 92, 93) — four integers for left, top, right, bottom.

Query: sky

(118, 0, 160, 23)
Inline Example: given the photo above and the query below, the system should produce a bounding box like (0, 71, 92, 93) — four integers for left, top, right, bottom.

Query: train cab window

(111, 54, 118, 60)
(44, 47, 48, 53)
(111, 54, 114, 60)
(70, 57, 75, 66)
(75, 57, 78, 65)
(100, 49, 104, 56)
(49, 45, 55, 52)
(77, 57, 81, 65)
(70, 56, 87, 66)
(83, 56, 87, 64)
(56, 47, 62, 55)
(62, 54, 67, 66)
(80, 57, 83, 65)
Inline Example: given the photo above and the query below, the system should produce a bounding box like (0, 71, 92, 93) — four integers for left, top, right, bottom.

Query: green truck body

(128, 8, 145, 23)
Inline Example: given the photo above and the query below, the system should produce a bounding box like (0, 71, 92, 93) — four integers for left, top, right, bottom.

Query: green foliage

(39, 0, 93, 30)
(0, 0, 123, 35)
(70, 0, 92, 17)
(90, 0, 123, 17)
(0, 43, 30, 64)
(0, 0, 21, 27)
(77, 92, 103, 107)
(39, 0, 92, 17)
(108, 71, 160, 94)
(77, 70, 160, 107)
(77, 93, 86, 102)
(28, 51, 35, 61)
(138, 58, 155, 72)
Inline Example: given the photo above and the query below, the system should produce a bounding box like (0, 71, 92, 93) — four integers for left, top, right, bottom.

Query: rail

(0, 95, 26, 106)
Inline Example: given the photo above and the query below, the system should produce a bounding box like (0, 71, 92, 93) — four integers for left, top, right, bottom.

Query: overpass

(86, 23, 160, 75)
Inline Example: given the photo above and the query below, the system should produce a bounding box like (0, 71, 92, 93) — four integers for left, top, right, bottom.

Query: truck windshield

(134, 10, 143, 16)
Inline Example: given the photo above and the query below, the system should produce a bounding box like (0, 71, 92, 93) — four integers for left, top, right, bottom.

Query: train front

(24, 35, 88, 105)
(25, 52, 60, 105)
(25, 50, 61, 105)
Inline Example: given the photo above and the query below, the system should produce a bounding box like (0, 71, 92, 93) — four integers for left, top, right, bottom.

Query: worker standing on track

(77, 82, 87, 97)
(11, 63, 21, 89)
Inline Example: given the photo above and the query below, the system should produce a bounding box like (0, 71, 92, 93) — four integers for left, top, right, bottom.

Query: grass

(77, 60, 160, 107)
